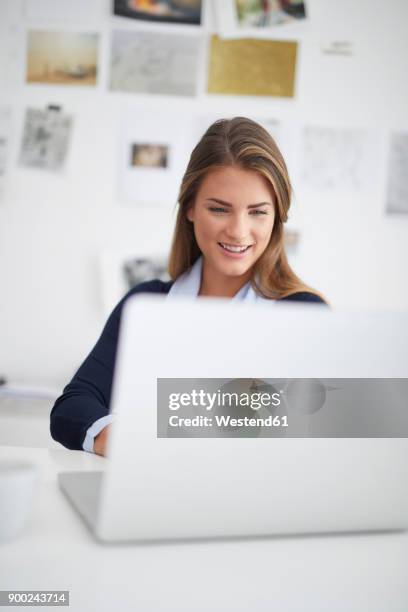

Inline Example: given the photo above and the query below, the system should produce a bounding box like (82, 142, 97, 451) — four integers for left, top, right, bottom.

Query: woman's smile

(218, 242, 254, 257)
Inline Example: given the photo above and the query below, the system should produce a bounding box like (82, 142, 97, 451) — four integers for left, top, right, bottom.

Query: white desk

(0, 396, 61, 448)
(0, 445, 407, 612)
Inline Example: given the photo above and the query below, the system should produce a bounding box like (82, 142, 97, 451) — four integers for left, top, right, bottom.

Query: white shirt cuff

(82, 414, 115, 453)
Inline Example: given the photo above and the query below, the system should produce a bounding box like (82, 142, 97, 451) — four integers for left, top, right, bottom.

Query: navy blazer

(50, 280, 325, 450)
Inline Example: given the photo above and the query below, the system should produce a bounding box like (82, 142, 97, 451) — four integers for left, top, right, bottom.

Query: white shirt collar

(166, 256, 270, 303)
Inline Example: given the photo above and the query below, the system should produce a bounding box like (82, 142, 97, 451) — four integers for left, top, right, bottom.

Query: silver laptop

(58, 296, 408, 543)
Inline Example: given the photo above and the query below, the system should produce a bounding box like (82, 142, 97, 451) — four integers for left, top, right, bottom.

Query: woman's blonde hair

(168, 116, 322, 300)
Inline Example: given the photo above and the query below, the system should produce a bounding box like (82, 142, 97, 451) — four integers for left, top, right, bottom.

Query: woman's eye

(208, 207, 268, 215)
(209, 207, 227, 213)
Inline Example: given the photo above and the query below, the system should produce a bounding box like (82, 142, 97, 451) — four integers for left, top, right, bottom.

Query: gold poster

(207, 35, 297, 98)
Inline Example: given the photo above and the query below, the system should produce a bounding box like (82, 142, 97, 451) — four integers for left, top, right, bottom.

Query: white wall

(0, 0, 407, 386)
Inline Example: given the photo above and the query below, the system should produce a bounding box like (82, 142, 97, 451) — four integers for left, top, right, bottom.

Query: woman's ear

(186, 205, 195, 223)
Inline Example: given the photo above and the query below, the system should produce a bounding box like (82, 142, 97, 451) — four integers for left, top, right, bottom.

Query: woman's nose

(225, 214, 250, 242)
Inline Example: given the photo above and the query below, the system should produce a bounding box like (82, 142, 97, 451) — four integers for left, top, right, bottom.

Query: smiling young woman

(50, 117, 326, 456)
(169, 116, 323, 300)
(186, 165, 276, 297)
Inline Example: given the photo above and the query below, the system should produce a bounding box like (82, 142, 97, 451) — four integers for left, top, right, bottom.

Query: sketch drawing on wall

(110, 29, 199, 96)
(300, 126, 369, 192)
(19, 107, 73, 171)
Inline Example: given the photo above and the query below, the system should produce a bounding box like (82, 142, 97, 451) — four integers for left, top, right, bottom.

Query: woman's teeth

(219, 242, 250, 253)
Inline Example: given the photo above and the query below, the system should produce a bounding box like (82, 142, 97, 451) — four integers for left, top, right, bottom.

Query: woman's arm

(49, 294, 125, 450)
(49, 280, 171, 451)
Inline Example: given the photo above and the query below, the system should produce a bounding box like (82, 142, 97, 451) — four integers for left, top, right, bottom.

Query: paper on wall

(207, 35, 297, 97)
(118, 108, 202, 206)
(385, 132, 408, 215)
(26, 30, 99, 86)
(110, 29, 200, 97)
(113, 0, 202, 25)
(99, 250, 169, 318)
(299, 126, 370, 192)
(214, 0, 308, 40)
(19, 106, 73, 172)
(320, 40, 354, 57)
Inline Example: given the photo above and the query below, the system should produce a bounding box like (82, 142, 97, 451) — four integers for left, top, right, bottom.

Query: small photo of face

(130, 143, 168, 168)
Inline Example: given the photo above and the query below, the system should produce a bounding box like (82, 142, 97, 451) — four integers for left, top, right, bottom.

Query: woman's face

(187, 165, 276, 286)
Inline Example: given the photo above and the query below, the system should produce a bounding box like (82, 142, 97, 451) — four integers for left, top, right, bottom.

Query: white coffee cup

(0, 460, 39, 542)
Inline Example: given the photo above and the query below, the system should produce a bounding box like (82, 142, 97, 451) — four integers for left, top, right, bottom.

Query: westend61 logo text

(167, 388, 287, 429)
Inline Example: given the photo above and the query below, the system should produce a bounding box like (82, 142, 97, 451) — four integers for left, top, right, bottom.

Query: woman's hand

(93, 424, 111, 457)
